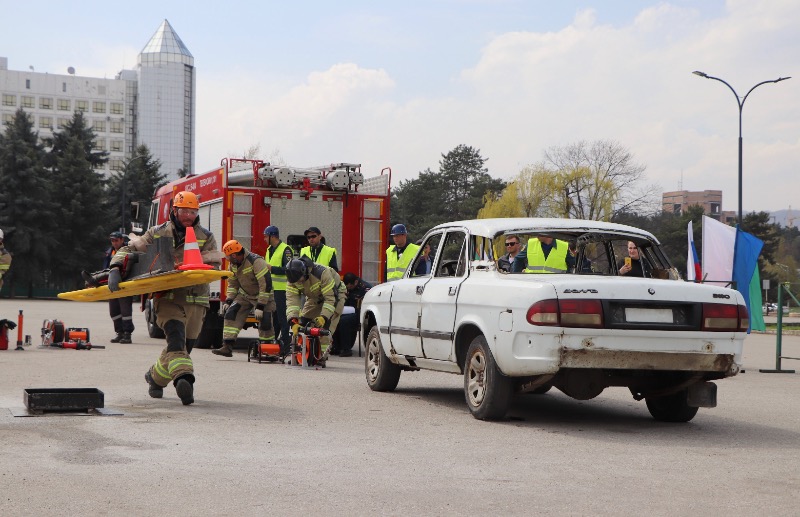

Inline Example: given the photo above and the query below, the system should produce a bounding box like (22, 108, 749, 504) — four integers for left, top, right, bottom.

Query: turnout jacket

(111, 220, 219, 306)
(286, 263, 346, 321)
(226, 252, 274, 308)
(0, 243, 11, 279)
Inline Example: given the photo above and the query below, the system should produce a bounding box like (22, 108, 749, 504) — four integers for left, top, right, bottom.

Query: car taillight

(702, 303, 743, 331)
(737, 304, 749, 332)
(527, 299, 559, 326)
(527, 299, 604, 328)
(559, 299, 603, 328)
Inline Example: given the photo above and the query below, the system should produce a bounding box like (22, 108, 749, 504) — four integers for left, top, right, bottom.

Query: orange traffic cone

(178, 226, 213, 270)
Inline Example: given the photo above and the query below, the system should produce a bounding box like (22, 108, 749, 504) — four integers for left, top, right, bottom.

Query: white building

(0, 19, 194, 180)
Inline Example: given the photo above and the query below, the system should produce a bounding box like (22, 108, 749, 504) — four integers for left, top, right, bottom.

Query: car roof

(429, 218, 660, 243)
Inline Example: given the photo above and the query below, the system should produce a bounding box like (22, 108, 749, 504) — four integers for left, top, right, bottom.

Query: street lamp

(692, 71, 790, 227)
(121, 154, 147, 233)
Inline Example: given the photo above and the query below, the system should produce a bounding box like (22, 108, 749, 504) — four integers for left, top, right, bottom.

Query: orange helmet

(173, 191, 199, 209)
(222, 240, 244, 256)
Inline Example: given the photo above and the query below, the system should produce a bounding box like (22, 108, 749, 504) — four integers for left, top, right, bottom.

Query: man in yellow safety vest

(300, 226, 338, 272)
(264, 225, 294, 355)
(385, 224, 419, 282)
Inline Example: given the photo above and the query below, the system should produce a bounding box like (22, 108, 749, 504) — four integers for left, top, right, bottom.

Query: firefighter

(385, 224, 419, 282)
(300, 226, 338, 271)
(213, 239, 275, 358)
(264, 225, 294, 355)
(0, 229, 11, 291)
(286, 257, 346, 365)
(108, 191, 220, 405)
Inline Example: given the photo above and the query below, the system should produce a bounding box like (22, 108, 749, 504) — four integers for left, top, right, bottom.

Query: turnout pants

(223, 297, 275, 344)
(148, 298, 207, 388)
(272, 290, 290, 353)
(108, 296, 134, 333)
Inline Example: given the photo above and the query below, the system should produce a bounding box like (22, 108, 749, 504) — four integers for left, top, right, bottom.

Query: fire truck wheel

(365, 326, 400, 391)
(144, 299, 165, 339)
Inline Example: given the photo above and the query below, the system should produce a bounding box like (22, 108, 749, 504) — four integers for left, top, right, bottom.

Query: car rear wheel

(365, 326, 400, 391)
(645, 390, 699, 422)
(464, 335, 512, 420)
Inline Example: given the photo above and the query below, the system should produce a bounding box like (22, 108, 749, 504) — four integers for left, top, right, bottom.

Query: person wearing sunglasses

(497, 235, 523, 272)
(300, 226, 338, 272)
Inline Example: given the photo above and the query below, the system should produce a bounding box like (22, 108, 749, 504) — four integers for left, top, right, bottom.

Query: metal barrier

(760, 282, 799, 374)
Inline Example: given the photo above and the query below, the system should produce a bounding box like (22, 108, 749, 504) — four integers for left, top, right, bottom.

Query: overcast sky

(2, 0, 798, 213)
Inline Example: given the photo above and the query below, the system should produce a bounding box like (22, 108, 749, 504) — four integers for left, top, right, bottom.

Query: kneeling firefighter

(285, 257, 346, 365)
(213, 239, 275, 358)
(108, 191, 220, 405)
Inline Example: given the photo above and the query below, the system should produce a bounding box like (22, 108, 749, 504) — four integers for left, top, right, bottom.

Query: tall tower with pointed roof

(137, 19, 195, 180)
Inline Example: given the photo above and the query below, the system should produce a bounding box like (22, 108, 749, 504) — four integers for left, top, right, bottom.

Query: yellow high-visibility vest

(300, 245, 335, 267)
(386, 243, 420, 281)
(524, 239, 568, 274)
(266, 242, 290, 291)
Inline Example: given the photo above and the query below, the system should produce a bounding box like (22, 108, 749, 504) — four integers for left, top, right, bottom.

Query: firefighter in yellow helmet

(285, 257, 346, 366)
(108, 191, 220, 405)
(213, 239, 275, 358)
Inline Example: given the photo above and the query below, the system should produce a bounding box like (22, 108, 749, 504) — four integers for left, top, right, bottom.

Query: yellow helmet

(222, 240, 243, 256)
(173, 191, 199, 209)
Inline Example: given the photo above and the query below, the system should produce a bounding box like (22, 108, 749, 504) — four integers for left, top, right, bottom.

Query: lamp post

(692, 71, 790, 228)
(121, 154, 147, 233)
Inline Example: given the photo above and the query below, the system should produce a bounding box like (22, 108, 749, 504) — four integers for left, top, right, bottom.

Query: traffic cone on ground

(178, 226, 213, 270)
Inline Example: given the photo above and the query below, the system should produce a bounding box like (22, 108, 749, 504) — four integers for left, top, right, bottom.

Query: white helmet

(0, 229, 4, 240)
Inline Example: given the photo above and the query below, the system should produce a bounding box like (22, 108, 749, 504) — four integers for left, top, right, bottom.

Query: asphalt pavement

(1, 299, 798, 516)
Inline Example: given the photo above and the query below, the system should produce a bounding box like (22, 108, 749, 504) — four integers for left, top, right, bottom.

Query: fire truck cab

(144, 158, 391, 348)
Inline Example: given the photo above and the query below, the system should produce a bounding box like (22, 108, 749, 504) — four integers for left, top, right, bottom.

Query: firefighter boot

(212, 339, 235, 357)
(119, 332, 132, 344)
(144, 371, 163, 398)
(110, 333, 125, 343)
(174, 375, 194, 406)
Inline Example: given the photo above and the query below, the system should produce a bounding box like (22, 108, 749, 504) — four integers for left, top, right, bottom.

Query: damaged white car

(361, 218, 747, 422)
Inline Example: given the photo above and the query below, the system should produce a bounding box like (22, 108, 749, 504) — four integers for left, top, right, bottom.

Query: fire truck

(142, 158, 392, 348)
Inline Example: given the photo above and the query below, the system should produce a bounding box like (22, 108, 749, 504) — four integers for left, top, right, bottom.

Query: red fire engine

(143, 158, 391, 347)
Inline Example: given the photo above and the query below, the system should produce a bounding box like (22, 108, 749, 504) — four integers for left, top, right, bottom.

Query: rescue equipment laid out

(287, 325, 330, 369)
(40, 319, 105, 350)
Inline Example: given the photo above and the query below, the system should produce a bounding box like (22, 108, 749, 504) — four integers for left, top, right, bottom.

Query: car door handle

(448, 286, 457, 296)
(416, 285, 424, 295)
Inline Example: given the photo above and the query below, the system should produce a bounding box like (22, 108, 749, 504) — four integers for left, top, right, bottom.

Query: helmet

(173, 191, 199, 209)
(0, 229, 4, 240)
(109, 231, 124, 239)
(263, 225, 279, 236)
(390, 223, 407, 236)
(286, 258, 308, 284)
(222, 240, 243, 256)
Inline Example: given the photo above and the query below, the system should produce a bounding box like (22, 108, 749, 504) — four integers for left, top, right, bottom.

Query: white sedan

(361, 218, 747, 422)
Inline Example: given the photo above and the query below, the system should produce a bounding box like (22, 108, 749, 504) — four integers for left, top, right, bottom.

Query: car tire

(645, 390, 699, 423)
(365, 326, 400, 392)
(464, 335, 512, 420)
(144, 299, 165, 339)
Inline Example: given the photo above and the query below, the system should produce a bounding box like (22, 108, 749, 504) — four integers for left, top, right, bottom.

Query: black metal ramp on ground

(6, 388, 123, 417)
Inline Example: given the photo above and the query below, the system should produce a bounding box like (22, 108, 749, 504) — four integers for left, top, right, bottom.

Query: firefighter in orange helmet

(213, 239, 275, 358)
(108, 191, 220, 405)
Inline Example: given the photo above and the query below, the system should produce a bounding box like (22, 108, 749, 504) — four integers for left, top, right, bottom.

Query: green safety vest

(386, 243, 420, 281)
(266, 241, 290, 291)
(300, 244, 335, 268)
(524, 239, 568, 274)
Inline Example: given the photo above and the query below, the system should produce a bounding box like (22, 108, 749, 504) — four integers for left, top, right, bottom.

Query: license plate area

(625, 308, 673, 323)
(604, 301, 701, 330)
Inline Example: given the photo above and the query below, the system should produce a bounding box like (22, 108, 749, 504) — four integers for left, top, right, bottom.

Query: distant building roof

(140, 19, 193, 59)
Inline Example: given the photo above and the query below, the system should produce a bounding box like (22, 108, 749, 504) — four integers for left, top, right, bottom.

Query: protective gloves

(254, 305, 264, 320)
(107, 268, 122, 292)
(289, 317, 301, 336)
(313, 315, 328, 329)
(221, 299, 233, 314)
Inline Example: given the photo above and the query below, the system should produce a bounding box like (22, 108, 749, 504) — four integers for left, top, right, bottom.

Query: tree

(0, 109, 56, 296)
(391, 145, 505, 236)
(481, 140, 657, 222)
(742, 211, 780, 265)
(106, 144, 166, 233)
(43, 112, 108, 170)
(49, 135, 110, 287)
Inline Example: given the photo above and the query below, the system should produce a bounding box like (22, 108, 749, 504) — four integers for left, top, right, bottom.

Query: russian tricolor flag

(687, 220, 702, 282)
